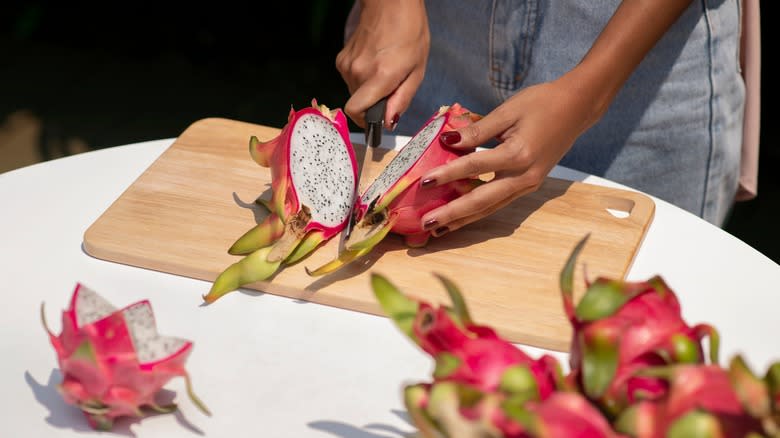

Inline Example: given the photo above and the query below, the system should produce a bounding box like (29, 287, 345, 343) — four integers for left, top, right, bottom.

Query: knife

(342, 97, 387, 244)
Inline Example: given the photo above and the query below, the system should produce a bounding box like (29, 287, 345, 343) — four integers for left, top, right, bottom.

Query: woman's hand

(336, 0, 429, 128)
(416, 0, 695, 237)
(418, 76, 602, 237)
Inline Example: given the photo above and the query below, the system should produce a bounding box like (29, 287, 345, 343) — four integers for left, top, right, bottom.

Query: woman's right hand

(336, 0, 430, 129)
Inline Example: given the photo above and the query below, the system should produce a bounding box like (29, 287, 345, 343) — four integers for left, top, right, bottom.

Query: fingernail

(432, 226, 450, 237)
(439, 131, 461, 146)
(423, 219, 439, 230)
(390, 114, 400, 131)
(420, 178, 436, 188)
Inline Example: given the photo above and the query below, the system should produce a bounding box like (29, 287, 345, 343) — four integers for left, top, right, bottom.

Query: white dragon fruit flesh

(307, 103, 481, 276)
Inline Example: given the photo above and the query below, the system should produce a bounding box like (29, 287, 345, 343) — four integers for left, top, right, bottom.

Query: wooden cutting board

(83, 117, 654, 352)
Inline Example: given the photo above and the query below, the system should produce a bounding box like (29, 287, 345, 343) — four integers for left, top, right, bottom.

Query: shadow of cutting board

(84, 117, 654, 352)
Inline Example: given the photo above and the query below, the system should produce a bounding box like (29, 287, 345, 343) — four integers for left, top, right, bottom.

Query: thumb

(437, 109, 513, 150)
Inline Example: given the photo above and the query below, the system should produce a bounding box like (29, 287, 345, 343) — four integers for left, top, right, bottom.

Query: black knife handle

(365, 98, 387, 125)
(365, 98, 388, 148)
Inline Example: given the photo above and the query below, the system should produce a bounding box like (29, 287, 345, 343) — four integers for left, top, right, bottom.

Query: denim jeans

(398, 0, 744, 226)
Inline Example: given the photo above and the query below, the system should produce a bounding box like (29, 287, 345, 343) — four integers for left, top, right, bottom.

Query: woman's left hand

(419, 76, 603, 237)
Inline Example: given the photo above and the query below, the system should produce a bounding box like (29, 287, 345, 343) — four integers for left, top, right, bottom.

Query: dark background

(1, 2, 777, 263)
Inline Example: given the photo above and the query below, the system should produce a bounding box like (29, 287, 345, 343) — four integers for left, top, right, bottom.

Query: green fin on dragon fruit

(613, 357, 780, 437)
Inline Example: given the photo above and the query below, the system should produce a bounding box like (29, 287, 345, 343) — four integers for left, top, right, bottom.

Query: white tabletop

(1, 136, 778, 437)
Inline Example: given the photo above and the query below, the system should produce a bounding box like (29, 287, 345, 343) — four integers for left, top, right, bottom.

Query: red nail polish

(390, 114, 400, 131)
(439, 131, 461, 146)
(432, 226, 450, 237)
(423, 219, 439, 230)
(420, 178, 436, 188)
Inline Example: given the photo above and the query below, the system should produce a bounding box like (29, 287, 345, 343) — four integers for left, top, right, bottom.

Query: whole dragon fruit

(307, 104, 481, 276)
(561, 235, 720, 418)
(507, 392, 624, 438)
(405, 382, 621, 438)
(372, 234, 780, 437)
(203, 100, 358, 303)
(371, 273, 562, 397)
(42, 283, 210, 430)
(613, 357, 780, 437)
(369, 273, 620, 437)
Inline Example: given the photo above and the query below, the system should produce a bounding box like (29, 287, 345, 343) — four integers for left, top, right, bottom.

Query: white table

(1, 136, 778, 437)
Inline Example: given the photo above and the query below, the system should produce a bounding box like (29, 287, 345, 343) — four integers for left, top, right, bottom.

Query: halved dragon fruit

(306, 104, 481, 276)
(41, 283, 210, 430)
(203, 100, 358, 303)
(560, 235, 720, 419)
(613, 357, 780, 437)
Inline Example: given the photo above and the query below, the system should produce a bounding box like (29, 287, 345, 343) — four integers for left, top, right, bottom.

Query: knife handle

(365, 98, 387, 125)
(365, 98, 388, 148)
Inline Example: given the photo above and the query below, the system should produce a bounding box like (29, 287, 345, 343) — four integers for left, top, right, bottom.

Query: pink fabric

(736, 0, 761, 201)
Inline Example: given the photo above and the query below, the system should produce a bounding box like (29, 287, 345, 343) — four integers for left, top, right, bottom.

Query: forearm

(356, 0, 427, 31)
(566, 0, 694, 127)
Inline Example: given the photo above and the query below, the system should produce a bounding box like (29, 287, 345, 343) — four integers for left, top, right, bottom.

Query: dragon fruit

(560, 235, 720, 418)
(371, 273, 562, 397)
(306, 104, 481, 276)
(41, 283, 210, 430)
(613, 356, 780, 437)
(370, 273, 614, 437)
(203, 100, 358, 303)
(505, 392, 623, 438)
(405, 382, 621, 438)
(371, 234, 780, 437)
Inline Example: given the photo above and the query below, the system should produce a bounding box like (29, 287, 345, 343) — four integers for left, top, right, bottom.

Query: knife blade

(342, 97, 387, 246)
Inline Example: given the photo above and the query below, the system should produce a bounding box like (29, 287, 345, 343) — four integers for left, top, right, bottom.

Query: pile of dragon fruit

(370, 235, 780, 437)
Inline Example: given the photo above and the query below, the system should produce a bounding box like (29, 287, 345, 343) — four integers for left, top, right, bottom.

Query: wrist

(552, 65, 616, 136)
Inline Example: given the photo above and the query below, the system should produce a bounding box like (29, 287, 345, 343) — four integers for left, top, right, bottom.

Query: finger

(335, 43, 361, 94)
(344, 72, 402, 128)
(335, 47, 349, 79)
(438, 106, 515, 150)
(421, 176, 525, 233)
(436, 193, 518, 236)
(385, 66, 425, 129)
(422, 148, 513, 187)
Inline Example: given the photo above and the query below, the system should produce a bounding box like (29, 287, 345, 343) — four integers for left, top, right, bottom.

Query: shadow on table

(25, 369, 204, 436)
(308, 409, 415, 438)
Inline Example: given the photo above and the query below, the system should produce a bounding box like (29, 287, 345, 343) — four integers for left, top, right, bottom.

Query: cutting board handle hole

(602, 197, 635, 219)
